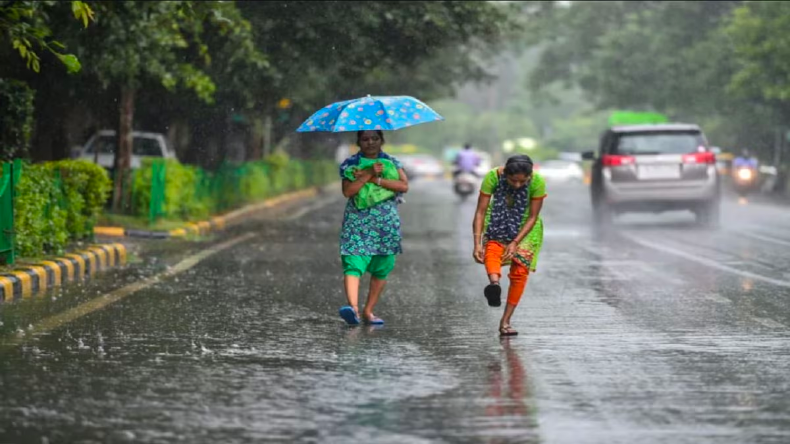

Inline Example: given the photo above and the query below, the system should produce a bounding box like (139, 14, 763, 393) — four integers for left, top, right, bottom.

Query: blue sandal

(339, 306, 361, 325)
(363, 315, 384, 325)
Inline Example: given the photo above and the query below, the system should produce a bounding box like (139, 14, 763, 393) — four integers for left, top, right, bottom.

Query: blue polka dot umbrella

(296, 95, 444, 133)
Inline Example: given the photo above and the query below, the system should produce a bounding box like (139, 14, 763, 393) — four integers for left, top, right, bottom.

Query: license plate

(637, 165, 680, 180)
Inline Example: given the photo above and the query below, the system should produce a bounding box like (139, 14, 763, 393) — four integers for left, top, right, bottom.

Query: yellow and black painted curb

(0, 243, 127, 303)
(93, 186, 322, 239)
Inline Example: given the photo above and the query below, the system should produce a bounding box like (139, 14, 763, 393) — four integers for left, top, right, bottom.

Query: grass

(97, 213, 196, 232)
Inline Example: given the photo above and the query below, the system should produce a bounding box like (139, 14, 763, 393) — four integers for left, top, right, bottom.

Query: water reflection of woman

(484, 339, 535, 443)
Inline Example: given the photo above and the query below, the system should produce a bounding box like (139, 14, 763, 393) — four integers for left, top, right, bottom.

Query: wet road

(2, 179, 790, 443)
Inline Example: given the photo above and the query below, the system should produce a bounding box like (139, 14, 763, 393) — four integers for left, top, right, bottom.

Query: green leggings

(342, 255, 397, 280)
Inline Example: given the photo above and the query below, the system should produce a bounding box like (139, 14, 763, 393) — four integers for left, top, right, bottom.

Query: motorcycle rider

(454, 143, 482, 178)
(732, 148, 759, 199)
(732, 148, 758, 170)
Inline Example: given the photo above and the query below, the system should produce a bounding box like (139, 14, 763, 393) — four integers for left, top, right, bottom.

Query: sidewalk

(1, 183, 338, 303)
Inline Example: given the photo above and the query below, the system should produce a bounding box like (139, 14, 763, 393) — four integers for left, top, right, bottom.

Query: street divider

(0, 243, 126, 303)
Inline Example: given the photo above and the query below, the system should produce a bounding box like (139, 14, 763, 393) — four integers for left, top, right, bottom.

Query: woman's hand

(501, 241, 518, 261)
(473, 243, 484, 264)
(372, 162, 384, 176)
(354, 168, 374, 182)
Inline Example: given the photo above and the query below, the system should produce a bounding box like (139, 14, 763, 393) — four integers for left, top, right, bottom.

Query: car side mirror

(581, 151, 596, 161)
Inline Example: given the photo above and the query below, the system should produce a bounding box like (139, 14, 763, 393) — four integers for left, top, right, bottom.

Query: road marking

(753, 317, 786, 329)
(284, 196, 341, 221)
(1, 232, 257, 347)
(704, 294, 732, 304)
(740, 232, 790, 248)
(620, 233, 790, 289)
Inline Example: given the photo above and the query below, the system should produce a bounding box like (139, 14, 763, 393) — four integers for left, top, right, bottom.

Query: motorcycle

(732, 166, 758, 197)
(454, 171, 479, 201)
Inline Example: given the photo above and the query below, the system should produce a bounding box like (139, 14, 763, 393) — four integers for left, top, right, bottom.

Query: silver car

(583, 124, 721, 227)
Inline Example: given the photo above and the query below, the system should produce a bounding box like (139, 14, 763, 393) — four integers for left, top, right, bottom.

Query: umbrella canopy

(296, 95, 444, 133)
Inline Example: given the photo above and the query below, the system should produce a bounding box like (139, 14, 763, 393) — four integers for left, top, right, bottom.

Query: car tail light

(682, 152, 716, 164)
(602, 155, 635, 166)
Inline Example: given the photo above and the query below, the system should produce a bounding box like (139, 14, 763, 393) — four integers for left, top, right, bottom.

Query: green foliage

(0, 0, 93, 73)
(13, 159, 109, 258)
(130, 155, 335, 223)
(727, 2, 790, 102)
(522, 1, 790, 160)
(0, 79, 35, 160)
(14, 162, 67, 257)
(45, 159, 113, 240)
(75, 2, 265, 103)
(133, 159, 210, 221)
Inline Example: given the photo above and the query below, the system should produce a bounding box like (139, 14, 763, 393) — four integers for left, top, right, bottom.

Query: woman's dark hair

(504, 155, 534, 176)
(357, 130, 385, 145)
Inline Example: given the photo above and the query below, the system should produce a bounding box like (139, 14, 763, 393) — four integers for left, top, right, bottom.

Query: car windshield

(85, 136, 164, 156)
(615, 132, 705, 155)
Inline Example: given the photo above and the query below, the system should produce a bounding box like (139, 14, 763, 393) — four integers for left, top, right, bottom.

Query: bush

(238, 161, 272, 203)
(45, 160, 112, 240)
(14, 160, 111, 258)
(129, 154, 336, 224)
(133, 159, 210, 222)
(14, 163, 68, 257)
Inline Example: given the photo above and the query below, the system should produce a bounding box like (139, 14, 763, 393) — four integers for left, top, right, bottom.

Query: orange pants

(484, 241, 530, 306)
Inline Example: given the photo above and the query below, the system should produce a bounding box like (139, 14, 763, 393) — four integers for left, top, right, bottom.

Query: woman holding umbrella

(296, 95, 444, 325)
(337, 130, 409, 325)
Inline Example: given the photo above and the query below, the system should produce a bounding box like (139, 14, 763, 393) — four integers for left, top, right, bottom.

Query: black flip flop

(484, 283, 502, 307)
(499, 325, 518, 336)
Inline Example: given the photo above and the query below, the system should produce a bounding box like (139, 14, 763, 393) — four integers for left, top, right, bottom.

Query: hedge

(14, 160, 111, 258)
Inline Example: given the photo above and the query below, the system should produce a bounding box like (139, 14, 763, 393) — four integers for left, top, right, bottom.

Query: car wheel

(593, 201, 614, 230)
(695, 201, 720, 229)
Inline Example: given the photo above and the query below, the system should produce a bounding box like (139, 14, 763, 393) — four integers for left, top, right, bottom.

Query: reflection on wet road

(1, 178, 790, 443)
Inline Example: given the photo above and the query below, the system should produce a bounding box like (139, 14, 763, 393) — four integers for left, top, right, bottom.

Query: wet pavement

(1, 179, 790, 444)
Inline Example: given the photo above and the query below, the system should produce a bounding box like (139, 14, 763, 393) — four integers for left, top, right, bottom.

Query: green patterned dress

(480, 168, 547, 271)
(339, 152, 403, 256)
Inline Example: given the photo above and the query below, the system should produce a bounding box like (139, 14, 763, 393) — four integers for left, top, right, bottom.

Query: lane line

(753, 317, 787, 329)
(704, 294, 732, 305)
(620, 233, 790, 289)
(1, 232, 257, 347)
(740, 232, 790, 248)
(283, 196, 342, 221)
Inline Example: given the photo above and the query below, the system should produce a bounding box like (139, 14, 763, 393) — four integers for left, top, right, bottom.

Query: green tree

(727, 2, 790, 106)
(237, 1, 517, 155)
(67, 1, 264, 211)
(0, 0, 93, 73)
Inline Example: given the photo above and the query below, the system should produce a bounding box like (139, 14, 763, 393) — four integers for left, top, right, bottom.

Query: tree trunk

(112, 86, 135, 212)
(248, 115, 264, 161)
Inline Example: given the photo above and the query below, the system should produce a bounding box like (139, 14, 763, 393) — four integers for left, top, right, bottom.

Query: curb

(0, 243, 127, 303)
(93, 187, 322, 239)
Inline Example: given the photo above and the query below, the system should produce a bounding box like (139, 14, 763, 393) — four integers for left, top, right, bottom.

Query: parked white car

(78, 130, 176, 169)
